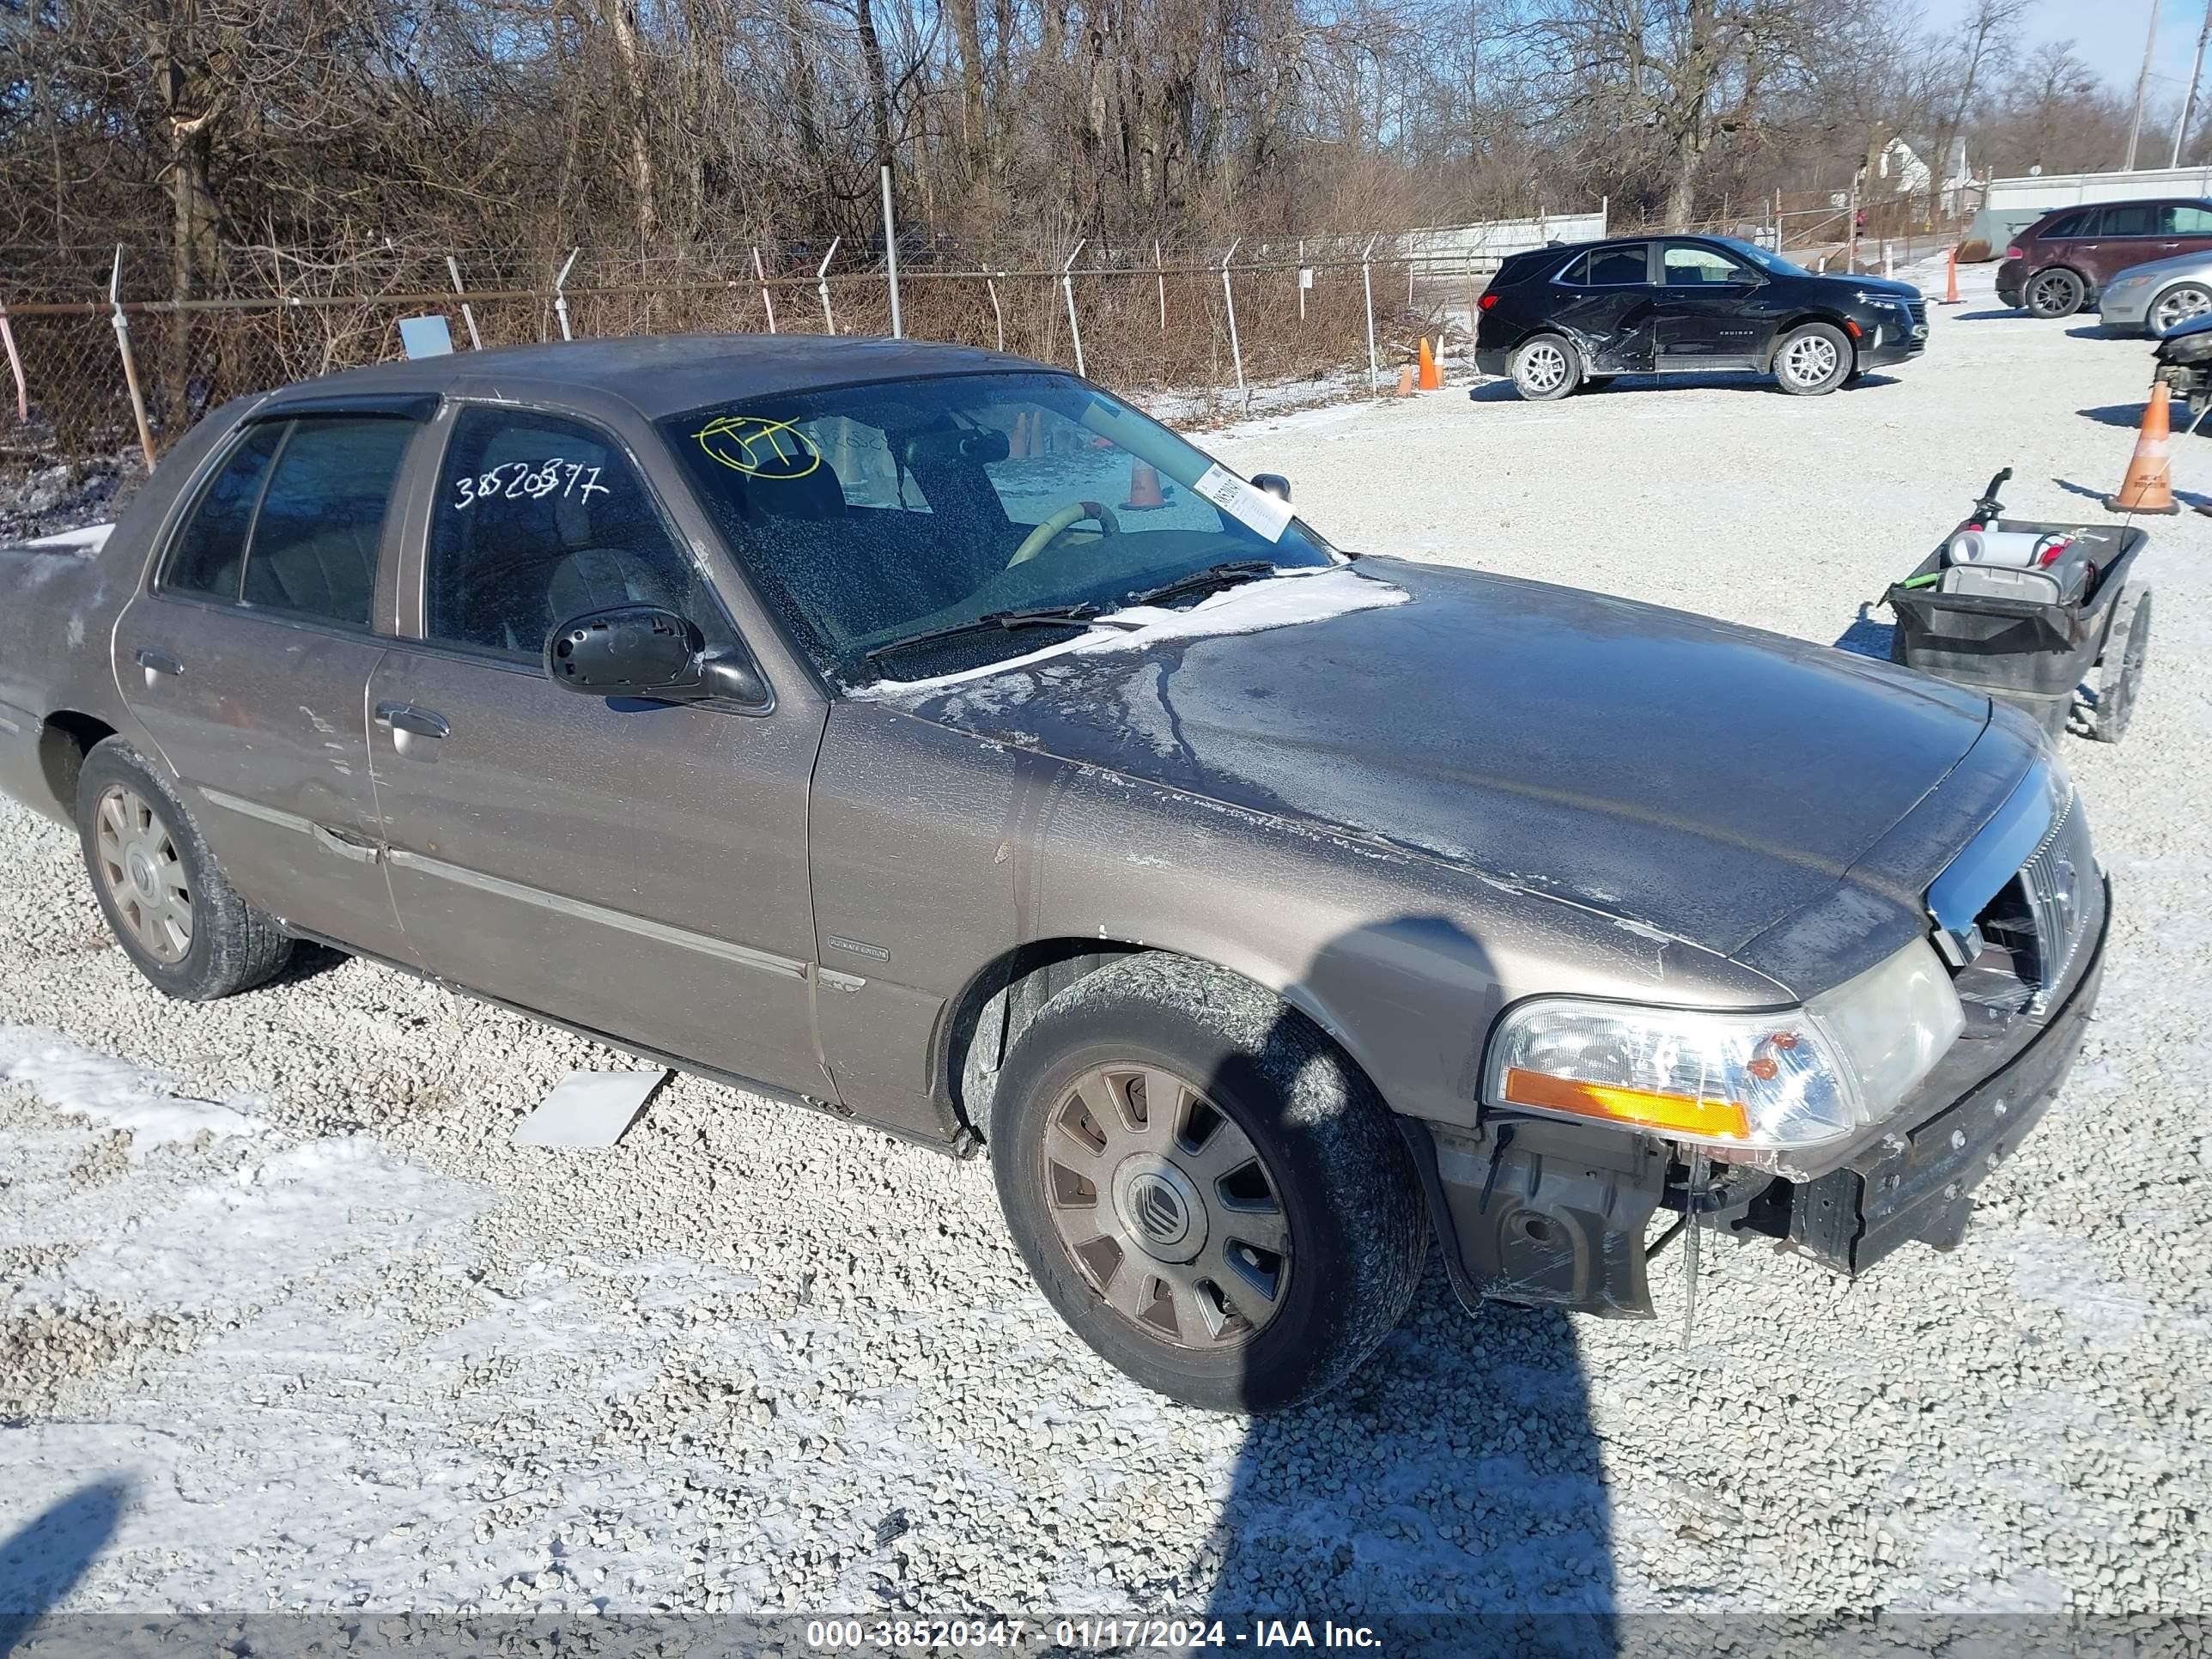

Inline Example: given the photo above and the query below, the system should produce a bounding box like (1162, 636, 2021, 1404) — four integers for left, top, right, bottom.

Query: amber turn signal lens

(1502, 1067, 1752, 1139)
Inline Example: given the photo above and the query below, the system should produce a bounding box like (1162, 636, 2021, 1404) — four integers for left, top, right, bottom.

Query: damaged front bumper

(1403, 878, 2110, 1318)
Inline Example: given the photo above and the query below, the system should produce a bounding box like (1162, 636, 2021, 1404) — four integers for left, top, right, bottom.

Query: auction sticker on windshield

(1193, 463, 1293, 542)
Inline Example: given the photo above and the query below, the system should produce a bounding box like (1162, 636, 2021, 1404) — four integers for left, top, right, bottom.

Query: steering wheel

(1007, 500, 1121, 568)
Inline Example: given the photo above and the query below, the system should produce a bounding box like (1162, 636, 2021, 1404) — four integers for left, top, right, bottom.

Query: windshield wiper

(860, 604, 1131, 668)
(1119, 559, 1279, 609)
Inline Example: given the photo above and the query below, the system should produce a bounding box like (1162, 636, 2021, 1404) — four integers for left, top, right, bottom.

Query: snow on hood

(855, 564, 1406, 698)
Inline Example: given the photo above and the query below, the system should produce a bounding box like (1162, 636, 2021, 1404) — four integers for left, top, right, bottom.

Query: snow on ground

(0, 252, 2206, 1629)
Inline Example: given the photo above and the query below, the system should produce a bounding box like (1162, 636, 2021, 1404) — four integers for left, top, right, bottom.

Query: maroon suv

(1996, 198, 2212, 317)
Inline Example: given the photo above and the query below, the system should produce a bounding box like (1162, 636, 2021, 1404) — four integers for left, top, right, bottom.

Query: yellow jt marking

(695, 415, 822, 479)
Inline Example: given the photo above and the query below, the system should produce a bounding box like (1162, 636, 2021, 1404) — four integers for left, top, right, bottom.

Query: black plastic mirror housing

(545, 605, 709, 699)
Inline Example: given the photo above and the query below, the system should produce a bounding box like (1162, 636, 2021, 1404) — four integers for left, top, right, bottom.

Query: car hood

(1808, 272, 1922, 303)
(866, 559, 1996, 961)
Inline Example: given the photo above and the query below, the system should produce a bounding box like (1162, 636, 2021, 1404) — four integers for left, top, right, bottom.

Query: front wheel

(2025, 267, 2086, 319)
(76, 738, 293, 1000)
(2092, 586, 2152, 743)
(1772, 323, 1853, 395)
(1509, 335, 1581, 401)
(990, 955, 1427, 1413)
(2151, 283, 2212, 336)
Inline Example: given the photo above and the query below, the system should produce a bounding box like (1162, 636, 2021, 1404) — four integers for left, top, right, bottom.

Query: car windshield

(661, 372, 1336, 684)
(1723, 239, 1813, 279)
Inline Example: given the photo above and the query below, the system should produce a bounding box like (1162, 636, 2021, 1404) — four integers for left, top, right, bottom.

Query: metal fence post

(816, 236, 841, 335)
(881, 165, 903, 338)
(1060, 240, 1087, 378)
(987, 271, 1006, 353)
(1297, 239, 1306, 321)
(446, 255, 483, 349)
(753, 246, 778, 333)
(1220, 240, 1245, 395)
(1361, 236, 1379, 394)
(552, 248, 580, 340)
(0, 301, 27, 422)
(1155, 240, 1167, 332)
(106, 248, 156, 470)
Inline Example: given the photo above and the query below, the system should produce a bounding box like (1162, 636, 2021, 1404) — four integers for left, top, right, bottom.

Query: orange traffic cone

(1123, 461, 1167, 510)
(1942, 246, 1961, 305)
(1395, 365, 1414, 398)
(2103, 382, 2182, 515)
(1417, 336, 1443, 391)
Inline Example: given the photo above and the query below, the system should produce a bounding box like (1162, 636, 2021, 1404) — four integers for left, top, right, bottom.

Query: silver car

(2098, 249, 2212, 335)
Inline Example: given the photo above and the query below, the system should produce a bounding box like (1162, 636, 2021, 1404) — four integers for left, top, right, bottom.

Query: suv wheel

(76, 738, 293, 1000)
(1509, 335, 1581, 401)
(1772, 323, 1852, 395)
(2025, 268, 2086, 319)
(990, 954, 1426, 1413)
(2151, 283, 2212, 335)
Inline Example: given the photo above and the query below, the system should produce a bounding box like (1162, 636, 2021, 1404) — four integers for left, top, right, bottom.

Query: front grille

(2018, 795, 2093, 1006)
(1907, 300, 1929, 330)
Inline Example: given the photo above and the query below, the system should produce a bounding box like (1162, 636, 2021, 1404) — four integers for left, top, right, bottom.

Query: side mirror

(544, 605, 768, 706)
(1252, 472, 1291, 502)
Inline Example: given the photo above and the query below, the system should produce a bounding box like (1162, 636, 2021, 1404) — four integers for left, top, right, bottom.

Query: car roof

(256, 333, 1049, 421)
(2031, 197, 2212, 226)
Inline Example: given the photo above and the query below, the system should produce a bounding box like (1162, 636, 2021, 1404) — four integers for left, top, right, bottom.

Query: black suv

(1474, 234, 1929, 400)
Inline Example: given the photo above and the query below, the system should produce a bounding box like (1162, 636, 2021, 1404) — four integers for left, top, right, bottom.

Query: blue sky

(1922, 0, 2203, 103)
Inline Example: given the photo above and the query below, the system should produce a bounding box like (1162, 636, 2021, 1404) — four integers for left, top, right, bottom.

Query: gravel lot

(3, 253, 2207, 1626)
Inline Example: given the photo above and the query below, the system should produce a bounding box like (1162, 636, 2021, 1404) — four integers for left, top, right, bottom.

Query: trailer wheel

(2092, 586, 2152, 744)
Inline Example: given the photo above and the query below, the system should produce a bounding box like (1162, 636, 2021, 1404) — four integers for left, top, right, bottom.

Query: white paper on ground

(1192, 463, 1295, 542)
(513, 1069, 670, 1148)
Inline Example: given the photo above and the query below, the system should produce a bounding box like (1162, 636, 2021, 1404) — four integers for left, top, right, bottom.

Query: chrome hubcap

(2155, 287, 2211, 332)
(2030, 273, 2075, 313)
(1784, 335, 1838, 384)
(1042, 1062, 1291, 1349)
(94, 784, 192, 963)
(1518, 343, 1567, 392)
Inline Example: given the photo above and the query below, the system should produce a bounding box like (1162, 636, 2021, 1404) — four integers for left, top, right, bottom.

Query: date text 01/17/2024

(802, 1620, 1384, 1651)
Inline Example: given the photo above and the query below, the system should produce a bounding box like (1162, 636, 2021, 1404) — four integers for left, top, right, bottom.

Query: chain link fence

(0, 231, 1534, 481)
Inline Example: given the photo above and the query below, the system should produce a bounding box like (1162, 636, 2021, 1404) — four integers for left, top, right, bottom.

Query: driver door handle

(134, 647, 183, 678)
(374, 701, 449, 740)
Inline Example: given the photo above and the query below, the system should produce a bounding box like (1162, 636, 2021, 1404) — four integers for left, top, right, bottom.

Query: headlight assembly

(1483, 939, 1964, 1156)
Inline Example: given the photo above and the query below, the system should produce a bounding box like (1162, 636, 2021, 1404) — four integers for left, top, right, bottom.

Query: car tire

(1772, 323, 1853, 395)
(2024, 268, 2086, 319)
(2150, 283, 2212, 336)
(990, 953, 1427, 1413)
(1509, 335, 1581, 401)
(76, 738, 294, 1000)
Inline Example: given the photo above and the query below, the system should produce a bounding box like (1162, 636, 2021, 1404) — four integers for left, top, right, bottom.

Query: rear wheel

(2091, 586, 2152, 743)
(990, 954, 1426, 1413)
(76, 739, 293, 1000)
(1772, 323, 1852, 395)
(1509, 335, 1581, 401)
(2150, 283, 2212, 336)
(2024, 267, 2086, 319)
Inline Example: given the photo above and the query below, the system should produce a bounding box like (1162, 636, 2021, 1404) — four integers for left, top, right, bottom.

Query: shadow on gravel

(1194, 921, 1615, 1654)
(1834, 603, 1896, 660)
(265, 939, 352, 988)
(0, 1479, 128, 1650)
(2077, 404, 2151, 431)
(1953, 307, 2021, 320)
(2065, 325, 2122, 341)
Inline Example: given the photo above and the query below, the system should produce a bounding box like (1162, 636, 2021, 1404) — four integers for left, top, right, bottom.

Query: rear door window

(2100, 204, 2156, 237)
(160, 423, 285, 601)
(1586, 246, 1650, 286)
(237, 417, 413, 627)
(158, 415, 409, 628)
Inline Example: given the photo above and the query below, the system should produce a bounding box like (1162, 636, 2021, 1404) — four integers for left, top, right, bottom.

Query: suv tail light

(2004, 246, 2024, 260)
(1479, 293, 1500, 311)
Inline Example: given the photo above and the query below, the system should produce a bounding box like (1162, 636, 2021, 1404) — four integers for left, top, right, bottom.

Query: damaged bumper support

(1406, 879, 2110, 1318)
